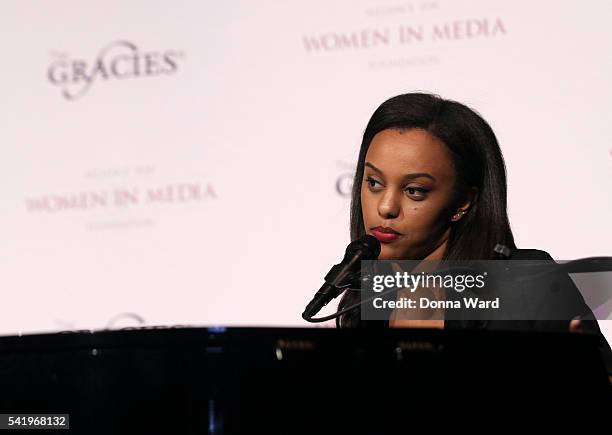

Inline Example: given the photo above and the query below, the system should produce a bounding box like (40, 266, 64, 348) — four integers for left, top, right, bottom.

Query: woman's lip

(372, 226, 400, 234)
(371, 229, 401, 243)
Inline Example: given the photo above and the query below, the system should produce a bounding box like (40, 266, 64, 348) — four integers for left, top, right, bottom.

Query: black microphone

(302, 235, 381, 320)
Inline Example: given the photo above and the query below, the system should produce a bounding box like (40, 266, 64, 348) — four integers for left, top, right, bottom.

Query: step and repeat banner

(1, 1, 611, 337)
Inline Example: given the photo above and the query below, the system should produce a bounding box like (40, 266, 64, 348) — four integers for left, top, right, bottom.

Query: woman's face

(360, 128, 471, 260)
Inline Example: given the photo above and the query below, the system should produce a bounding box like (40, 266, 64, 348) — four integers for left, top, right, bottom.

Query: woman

(336, 93, 611, 372)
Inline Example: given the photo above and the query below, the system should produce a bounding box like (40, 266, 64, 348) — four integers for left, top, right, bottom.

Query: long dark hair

(337, 92, 516, 327)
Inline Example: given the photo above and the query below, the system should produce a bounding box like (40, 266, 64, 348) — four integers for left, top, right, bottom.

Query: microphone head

(346, 234, 381, 260)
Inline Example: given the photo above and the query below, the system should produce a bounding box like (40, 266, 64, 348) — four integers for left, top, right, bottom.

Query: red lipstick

(371, 226, 401, 243)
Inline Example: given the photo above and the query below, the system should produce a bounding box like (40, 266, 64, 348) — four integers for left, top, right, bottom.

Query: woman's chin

(378, 246, 402, 261)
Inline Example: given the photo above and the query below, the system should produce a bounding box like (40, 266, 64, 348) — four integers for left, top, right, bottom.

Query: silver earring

(453, 211, 466, 221)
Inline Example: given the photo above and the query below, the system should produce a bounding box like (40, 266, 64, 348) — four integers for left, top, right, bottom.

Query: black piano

(0, 327, 610, 433)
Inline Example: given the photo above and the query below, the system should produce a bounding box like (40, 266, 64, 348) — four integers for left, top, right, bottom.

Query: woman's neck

(388, 238, 448, 330)
(425, 236, 449, 261)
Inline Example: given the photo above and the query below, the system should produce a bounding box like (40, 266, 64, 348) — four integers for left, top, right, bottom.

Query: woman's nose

(378, 190, 401, 219)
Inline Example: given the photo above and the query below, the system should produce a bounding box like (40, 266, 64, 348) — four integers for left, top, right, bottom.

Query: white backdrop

(1, 1, 611, 340)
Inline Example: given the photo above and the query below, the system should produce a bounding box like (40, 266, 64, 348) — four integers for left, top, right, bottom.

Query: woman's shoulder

(510, 248, 554, 261)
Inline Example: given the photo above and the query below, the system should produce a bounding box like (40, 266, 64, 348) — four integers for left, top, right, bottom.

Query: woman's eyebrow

(365, 162, 437, 182)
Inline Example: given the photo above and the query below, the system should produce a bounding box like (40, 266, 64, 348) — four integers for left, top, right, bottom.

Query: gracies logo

(47, 41, 184, 100)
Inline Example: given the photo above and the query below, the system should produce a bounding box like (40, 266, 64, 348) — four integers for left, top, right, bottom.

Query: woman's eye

(405, 186, 427, 199)
(365, 176, 381, 189)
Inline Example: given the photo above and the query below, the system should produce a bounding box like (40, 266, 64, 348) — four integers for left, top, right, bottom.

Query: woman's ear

(450, 187, 478, 222)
